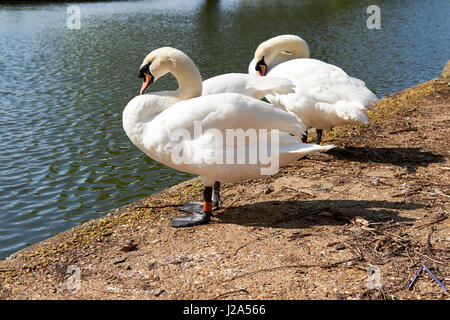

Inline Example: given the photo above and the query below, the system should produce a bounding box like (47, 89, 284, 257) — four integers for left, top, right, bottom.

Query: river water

(0, 0, 448, 259)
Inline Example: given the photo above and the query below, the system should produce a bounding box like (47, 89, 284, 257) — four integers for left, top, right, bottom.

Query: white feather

(202, 73, 295, 100)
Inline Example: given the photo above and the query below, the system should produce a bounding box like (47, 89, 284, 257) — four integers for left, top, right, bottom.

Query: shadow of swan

(216, 199, 421, 229)
(328, 146, 444, 171)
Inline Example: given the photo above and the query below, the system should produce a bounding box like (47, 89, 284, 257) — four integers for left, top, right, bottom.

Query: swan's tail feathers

(317, 100, 372, 125)
(348, 77, 379, 111)
(250, 76, 296, 100)
(338, 101, 370, 124)
(280, 118, 307, 138)
(358, 89, 379, 112)
(366, 94, 379, 111)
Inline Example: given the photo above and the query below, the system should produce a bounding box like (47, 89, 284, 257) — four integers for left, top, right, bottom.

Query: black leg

(179, 181, 221, 213)
(171, 186, 213, 228)
(315, 129, 323, 145)
(212, 181, 220, 210)
(301, 130, 308, 143)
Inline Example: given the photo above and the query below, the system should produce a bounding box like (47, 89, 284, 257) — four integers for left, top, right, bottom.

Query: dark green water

(0, 0, 449, 259)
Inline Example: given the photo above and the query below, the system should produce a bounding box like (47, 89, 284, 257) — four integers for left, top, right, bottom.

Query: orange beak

(258, 64, 267, 77)
(140, 73, 153, 95)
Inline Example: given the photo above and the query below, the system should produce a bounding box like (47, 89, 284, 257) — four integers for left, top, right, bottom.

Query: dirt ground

(0, 77, 449, 300)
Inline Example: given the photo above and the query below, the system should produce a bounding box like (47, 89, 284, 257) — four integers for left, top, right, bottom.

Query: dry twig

(212, 288, 249, 300)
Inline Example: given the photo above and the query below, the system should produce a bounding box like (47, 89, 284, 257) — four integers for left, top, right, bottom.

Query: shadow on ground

(215, 199, 421, 228)
(328, 146, 444, 170)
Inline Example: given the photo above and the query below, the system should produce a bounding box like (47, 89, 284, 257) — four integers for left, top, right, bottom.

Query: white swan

(248, 35, 379, 144)
(123, 47, 335, 227)
(202, 73, 295, 99)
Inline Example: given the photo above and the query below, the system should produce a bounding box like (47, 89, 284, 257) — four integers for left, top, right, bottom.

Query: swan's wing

(150, 92, 306, 138)
(202, 73, 295, 100)
(143, 93, 307, 161)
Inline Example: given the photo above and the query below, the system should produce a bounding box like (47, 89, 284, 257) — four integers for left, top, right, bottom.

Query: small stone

(120, 240, 138, 252)
(264, 186, 274, 194)
(354, 217, 370, 227)
(148, 260, 158, 270)
(329, 293, 344, 300)
(335, 244, 346, 250)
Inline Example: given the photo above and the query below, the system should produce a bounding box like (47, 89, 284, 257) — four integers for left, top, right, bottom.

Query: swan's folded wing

(194, 93, 306, 136)
(145, 93, 307, 152)
(202, 73, 295, 100)
(142, 93, 333, 175)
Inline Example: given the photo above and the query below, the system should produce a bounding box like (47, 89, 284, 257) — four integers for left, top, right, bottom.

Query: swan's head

(138, 47, 195, 95)
(249, 35, 310, 76)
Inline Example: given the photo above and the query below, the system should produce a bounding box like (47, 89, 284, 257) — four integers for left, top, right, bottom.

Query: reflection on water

(0, 0, 449, 259)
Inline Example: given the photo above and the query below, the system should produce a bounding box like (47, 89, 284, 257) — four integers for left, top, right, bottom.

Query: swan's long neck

(171, 60, 203, 100)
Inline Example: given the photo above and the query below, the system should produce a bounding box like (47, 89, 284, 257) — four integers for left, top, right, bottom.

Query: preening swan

(249, 35, 379, 144)
(123, 47, 335, 227)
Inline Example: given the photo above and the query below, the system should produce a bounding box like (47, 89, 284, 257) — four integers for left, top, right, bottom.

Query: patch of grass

(371, 79, 448, 121)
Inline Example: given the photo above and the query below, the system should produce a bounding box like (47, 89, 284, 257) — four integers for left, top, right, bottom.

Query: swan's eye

(138, 62, 152, 79)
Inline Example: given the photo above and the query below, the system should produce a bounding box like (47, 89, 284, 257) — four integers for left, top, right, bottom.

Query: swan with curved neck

(138, 46, 202, 99)
(250, 34, 310, 76)
(249, 35, 378, 144)
(123, 47, 335, 227)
